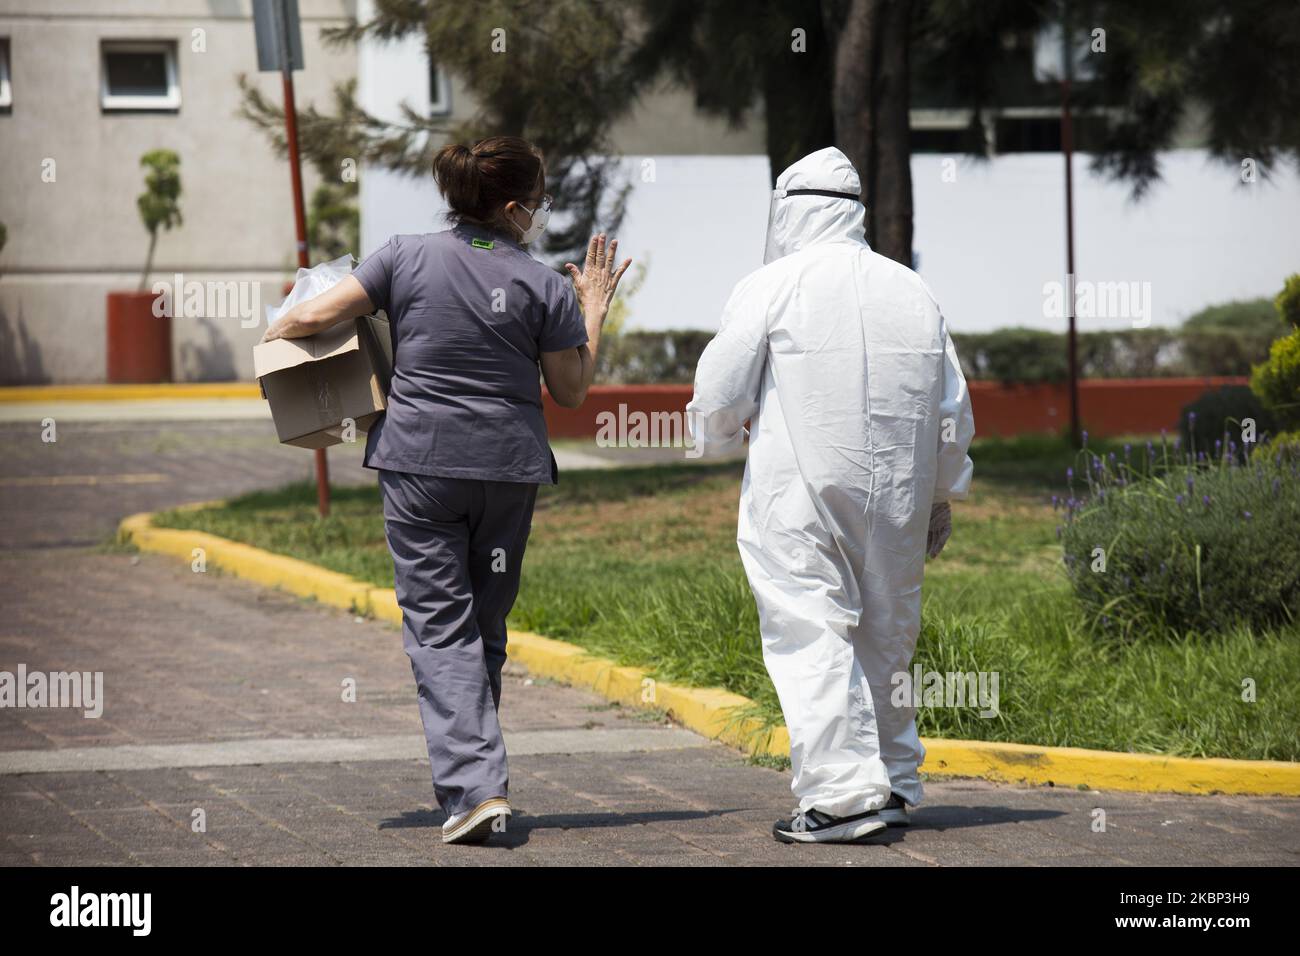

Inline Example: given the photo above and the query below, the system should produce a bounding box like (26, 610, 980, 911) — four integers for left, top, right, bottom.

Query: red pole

(1061, 4, 1081, 449)
(276, 8, 330, 516)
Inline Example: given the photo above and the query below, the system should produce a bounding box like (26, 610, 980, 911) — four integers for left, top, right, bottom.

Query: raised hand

(564, 233, 632, 320)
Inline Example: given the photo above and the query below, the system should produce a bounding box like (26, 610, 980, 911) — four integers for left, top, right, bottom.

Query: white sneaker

(441, 797, 511, 844)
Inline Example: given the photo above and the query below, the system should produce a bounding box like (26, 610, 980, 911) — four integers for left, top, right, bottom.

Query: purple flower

(1066, 467, 1074, 481)
(1202, 495, 1211, 507)
(1189, 411, 1197, 423)
(1176, 494, 1185, 505)
(1082, 430, 1089, 447)
(1186, 475, 1195, 491)
(1242, 511, 1253, 520)
(1274, 478, 1282, 496)
(1051, 494, 1060, 510)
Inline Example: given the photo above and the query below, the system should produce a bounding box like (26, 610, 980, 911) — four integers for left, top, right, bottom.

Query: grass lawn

(156, 434, 1300, 762)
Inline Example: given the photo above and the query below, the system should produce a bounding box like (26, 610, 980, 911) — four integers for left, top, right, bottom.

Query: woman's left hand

(564, 233, 632, 320)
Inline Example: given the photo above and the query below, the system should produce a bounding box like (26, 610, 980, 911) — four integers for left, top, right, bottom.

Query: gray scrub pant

(379, 469, 538, 816)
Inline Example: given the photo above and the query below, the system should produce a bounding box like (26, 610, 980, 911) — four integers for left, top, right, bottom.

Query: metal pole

(1061, 1, 1081, 449)
(274, 0, 330, 515)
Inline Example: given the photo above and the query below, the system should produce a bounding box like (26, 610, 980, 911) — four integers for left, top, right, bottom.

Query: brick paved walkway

(0, 414, 1296, 865)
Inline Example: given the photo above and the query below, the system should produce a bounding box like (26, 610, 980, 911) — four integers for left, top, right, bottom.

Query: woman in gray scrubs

(261, 136, 632, 845)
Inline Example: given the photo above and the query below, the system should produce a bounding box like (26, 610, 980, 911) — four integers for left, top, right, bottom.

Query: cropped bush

(1181, 298, 1281, 334)
(1059, 439, 1300, 636)
(605, 292, 1291, 385)
(1179, 326, 1288, 377)
(949, 328, 1068, 383)
(1259, 431, 1300, 464)
(1274, 273, 1300, 330)
(1178, 385, 1276, 463)
(597, 329, 713, 384)
(1169, 297, 1287, 376)
(1251, 328, 1300, 432)
(1079, 328, 1177, 378)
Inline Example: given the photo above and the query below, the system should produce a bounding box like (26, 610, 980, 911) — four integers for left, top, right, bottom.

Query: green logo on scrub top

(471, 238, 495, 250)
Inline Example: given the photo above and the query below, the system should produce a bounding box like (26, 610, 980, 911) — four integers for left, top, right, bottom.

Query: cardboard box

(253, 315, 393, 449)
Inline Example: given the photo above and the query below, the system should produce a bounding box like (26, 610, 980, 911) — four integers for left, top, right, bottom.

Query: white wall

(361, 149, 1300, 338)
(353, 6, 1299, 340)
(912, 150, 1300, 335)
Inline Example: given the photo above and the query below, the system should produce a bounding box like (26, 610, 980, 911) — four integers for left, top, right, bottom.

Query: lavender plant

(1058, 425, 1299, 637)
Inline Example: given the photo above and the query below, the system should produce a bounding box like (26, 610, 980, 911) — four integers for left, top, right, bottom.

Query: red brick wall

(543, 378, 1249, 440)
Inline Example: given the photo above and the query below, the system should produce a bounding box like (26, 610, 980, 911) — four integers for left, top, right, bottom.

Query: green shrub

(1178, 297, 1289, 376)
(1179, 385, 1277, 462)
(1251, 329, 1300, 432)
(1079, 328, 1177, 378)
(1275, 274, 1300, 329)
(1179, 327, 1284, 377)
(1181, 298, 1280, 334)
(598, 329, 713, 384)
(1059, 443, 1300, 636)
(1259, 429, 1300, 460)
(601, 308, 1284, 385)
(951, 328, 1068, 383)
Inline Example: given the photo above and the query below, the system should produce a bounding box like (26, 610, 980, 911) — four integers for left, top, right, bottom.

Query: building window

(994, 115, 1061, 153)
(429, 60, 451, 116)
(909, 110, 987, 154)
(992, 111, 1108, 153)
(0, 38, 11, 112)
(100, 40, 180, 112)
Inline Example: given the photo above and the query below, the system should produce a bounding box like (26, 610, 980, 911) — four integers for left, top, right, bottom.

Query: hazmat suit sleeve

(687, 279, 768, 458)
(933, 321, 975, 502)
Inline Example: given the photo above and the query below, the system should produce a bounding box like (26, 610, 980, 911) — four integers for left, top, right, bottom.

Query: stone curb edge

(119, 510, 1300, 797)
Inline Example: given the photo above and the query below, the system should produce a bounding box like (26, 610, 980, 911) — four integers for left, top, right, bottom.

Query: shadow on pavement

(907, 804, 1066, 831)
(380, 806, 753, 841)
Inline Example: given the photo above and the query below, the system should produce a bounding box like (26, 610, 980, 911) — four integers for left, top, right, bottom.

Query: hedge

(596, 325, 1276, 384)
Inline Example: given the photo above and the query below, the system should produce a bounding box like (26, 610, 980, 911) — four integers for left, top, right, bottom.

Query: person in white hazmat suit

(687, 147, 975, 844)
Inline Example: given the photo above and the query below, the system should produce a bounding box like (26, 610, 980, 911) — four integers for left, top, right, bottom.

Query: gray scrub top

(352, 224, 588, 484)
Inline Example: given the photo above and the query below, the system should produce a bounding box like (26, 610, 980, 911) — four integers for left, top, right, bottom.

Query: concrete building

(4, 3, 1297, 383)
(0, 0, 358, 384)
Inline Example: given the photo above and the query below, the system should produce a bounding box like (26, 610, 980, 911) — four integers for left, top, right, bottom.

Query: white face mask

(516, 195, 552, 244)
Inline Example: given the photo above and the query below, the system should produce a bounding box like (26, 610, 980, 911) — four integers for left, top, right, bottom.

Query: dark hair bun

(432, 137, 543, 233)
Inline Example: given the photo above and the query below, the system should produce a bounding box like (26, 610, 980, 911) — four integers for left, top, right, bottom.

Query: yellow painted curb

(122, 509, 1300, 797)
(119, 513, 370, 615)
(921, 739, 1300, 797)
(0, 383, 261, 403)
